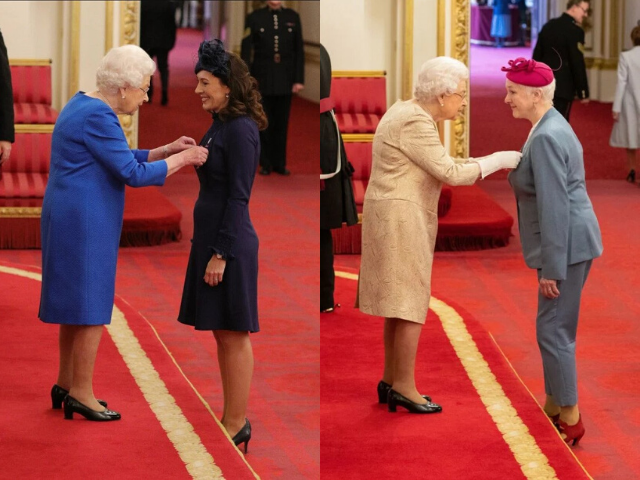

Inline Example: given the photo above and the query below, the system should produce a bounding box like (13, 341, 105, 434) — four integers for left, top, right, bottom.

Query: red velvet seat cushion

(14, 103, 58, 124)
(0, 133, 51, 198)
(344, 141, 453, 218)
(8, 133, 52, 173)
(334, 112, 383, 134)
(0, 172, 49, 198)
(10, 65, 52, 105)
(331, 77, 386, 134)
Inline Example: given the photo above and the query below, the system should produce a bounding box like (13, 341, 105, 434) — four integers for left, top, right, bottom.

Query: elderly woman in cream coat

(357, 56, 521, 414)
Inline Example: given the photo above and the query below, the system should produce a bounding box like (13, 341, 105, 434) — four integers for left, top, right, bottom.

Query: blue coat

(39, 93, 167, 325)
(508, 108, 602, 280)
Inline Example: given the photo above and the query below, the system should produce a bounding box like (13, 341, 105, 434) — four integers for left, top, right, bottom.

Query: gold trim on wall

(450, 0, 469, 159)
(0, 207, 42, 218)
(437, 0, 445, 56)
(437, 0, 446, 146)
(8, 59, 52, 66)
(105, 1, 114, 54)
(610, 0, 619, 57)
(68, 1, 81, 100)
(402, 0, 414, 100)
(15, 124, 55, 134)
(342, 134, 374, 143)
(332, 71, 386, 78)
(119, 1, 140, 149)
(585, 57, 619, 70)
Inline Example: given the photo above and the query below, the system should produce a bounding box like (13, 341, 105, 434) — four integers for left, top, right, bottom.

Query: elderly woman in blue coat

(40, 45, 208, 421)
(503, 57, 603, 445)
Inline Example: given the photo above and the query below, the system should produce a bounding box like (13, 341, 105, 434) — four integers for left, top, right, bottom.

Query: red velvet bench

(10, 59, 59, 125)
(331, 136, 453, 254)
(331, 71, 387, 134)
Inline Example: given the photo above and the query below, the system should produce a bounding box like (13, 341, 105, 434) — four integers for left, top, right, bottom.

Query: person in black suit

(140, 0, 178, 106)
(0, 28, 14, 168)
(241, 1, 304, 176)
(320, 44, 358, 313)
(532, 0, 590, 121)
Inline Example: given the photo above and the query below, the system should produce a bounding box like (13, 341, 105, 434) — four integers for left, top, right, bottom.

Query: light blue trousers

(536, 260, 592, 406)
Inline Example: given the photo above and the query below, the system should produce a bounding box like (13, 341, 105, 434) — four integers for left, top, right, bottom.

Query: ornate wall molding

(67, 2, 81, 101)
(450, 0, 469, 159)
(119, 1, 140, 148)
(402, 0, 414, 100)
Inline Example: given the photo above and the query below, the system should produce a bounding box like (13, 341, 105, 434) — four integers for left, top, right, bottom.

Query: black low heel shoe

(51, 384, 107, 409)
(377, 381, 431, 404)
(63, 395, 121, 421)
(232, 418, 252, 454)
(387, 389, 442, 414)
(627, 169, 636, 183)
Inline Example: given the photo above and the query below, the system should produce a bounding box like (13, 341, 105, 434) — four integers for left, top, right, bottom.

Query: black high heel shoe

(63, 395, 121, 421)
(51, 384, 107, 409)
(377, 381, 431, 404)
(232, 418, 251, 454)
(627, 169, 636, 183)
(387, 389, 442, 414)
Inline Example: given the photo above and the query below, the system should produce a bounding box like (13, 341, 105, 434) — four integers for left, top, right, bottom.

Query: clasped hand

(204, 255, 226, 287)
(539, 277, 560, 299)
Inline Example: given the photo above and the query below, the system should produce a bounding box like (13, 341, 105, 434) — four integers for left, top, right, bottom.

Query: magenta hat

(501, 57, 554, 87)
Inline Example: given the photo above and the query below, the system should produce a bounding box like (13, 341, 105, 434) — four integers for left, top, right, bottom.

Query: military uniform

(533, 13, 589, 121)
(241, 5, 304, 174)
(0, 29, 14, 169)
(320, 44, 357, 312)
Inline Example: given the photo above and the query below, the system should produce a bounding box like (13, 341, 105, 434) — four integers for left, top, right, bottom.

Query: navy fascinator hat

(195, 39, 230, 82)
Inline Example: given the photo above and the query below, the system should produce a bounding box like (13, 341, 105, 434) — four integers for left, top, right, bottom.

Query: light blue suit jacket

(508, 108, 603, 280)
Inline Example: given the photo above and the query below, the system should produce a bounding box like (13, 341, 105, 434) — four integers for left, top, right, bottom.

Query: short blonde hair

(96, 45, 155, 94)
(414, 56, 469, 102)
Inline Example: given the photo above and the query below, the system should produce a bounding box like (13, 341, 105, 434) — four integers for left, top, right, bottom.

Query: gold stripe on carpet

(0, 265, 225, 480)
(335, 270, 558, 480)
(133, 303, 261, 479)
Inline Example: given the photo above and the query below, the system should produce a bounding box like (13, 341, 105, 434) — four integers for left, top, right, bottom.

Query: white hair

(414, 57, 469, 101)
(524, 78, 556, 104)
(96, 45, 156, 94)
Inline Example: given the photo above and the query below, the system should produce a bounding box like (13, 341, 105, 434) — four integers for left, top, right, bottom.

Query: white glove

(472, 151, 522, 179)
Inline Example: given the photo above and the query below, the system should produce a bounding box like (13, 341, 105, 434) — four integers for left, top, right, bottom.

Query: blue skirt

(491, 14, 511, 39)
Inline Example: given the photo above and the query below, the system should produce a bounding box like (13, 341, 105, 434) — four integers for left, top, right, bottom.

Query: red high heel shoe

(557, 415, 585, 446)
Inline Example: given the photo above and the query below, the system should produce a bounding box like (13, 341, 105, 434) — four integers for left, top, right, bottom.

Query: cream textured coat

(357, 100, 480, 323)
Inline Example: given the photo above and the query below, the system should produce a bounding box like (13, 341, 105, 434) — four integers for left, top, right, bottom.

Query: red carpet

(321, 275, 591, 480)
(0, 264, 256, 479)
(333, 179, 640, 480)
(470, 44, 626, 180)
(138, 28, 319, 175)
(0, 172, 319, 478)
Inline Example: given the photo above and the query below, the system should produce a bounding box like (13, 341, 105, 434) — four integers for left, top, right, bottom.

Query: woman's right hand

(612, 111, 619, 121)
(165, 146, 208, 177)
(473, 150, 522, 179)
(177, 146, 208, 168)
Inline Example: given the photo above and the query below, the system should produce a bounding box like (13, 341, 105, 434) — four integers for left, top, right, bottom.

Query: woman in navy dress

(178, 39, 267, 452)
(40, 45, 208, 422)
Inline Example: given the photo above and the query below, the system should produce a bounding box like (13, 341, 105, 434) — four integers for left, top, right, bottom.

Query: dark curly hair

(632, 22, 640, 47)
(195, 39, 267, 131)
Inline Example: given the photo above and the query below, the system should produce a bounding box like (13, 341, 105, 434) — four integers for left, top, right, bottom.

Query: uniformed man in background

(533, 0, 590, 121)
(0, 28, 14, 169)
(241, 1, 305, 176)
(320, 44, 357, 313)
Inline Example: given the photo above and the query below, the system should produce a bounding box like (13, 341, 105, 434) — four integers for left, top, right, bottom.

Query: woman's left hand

(204, 255, 227, 287)
(166, 136, 197, 156)
(539, 277, 560, 299)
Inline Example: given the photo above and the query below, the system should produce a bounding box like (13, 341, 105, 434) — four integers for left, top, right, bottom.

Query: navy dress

(39, 93, 167, 326)
(178, 115, 260, 332)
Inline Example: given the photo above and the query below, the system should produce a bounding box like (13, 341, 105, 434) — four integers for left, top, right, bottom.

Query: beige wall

(320, 0, 399, 106)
